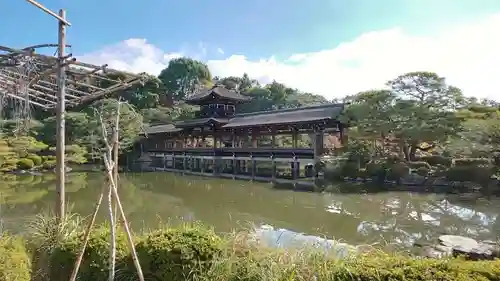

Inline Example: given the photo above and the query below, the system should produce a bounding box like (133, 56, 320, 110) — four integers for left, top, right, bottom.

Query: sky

(2, 0, 500, 100)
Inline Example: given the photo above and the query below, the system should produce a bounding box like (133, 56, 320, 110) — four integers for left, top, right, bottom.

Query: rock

(452, 242, 500, 260)
(438, 235, 478, 251)
(433, 244, 453, 255)
(481, 240, 498, 246)
(422, 246, 447, 259)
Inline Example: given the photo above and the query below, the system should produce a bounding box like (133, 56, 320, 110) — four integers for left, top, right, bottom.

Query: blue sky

(2, 0, 500, 99)
(3, 0, 499, 59)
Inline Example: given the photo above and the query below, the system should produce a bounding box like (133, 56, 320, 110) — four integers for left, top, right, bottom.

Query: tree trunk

(409, 144, 418, 161)
(400, 142, 410, 161)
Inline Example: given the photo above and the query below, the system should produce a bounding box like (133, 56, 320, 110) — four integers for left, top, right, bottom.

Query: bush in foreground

(200, 252, 500, 281)
(0, 234, 31, 281)
(8, 222, 500, 281)
(49, 226, 129, 281)
(134, 224, 223, 281)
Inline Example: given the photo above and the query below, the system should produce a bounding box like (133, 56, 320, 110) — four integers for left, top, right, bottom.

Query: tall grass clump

(0, 233, 31, 281)
(25, 210, 83, 281)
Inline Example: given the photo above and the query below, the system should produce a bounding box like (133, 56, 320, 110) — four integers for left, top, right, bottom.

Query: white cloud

(217, 48, 225, 55)
(79, 13, 500, 100)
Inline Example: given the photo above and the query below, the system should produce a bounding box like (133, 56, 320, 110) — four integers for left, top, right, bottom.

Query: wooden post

(271, 126, 276, 148)
(271, 153, 276, 182)
(292, 128, 298, 148)
(231, 129, 236, 148)
(251, 153, 256, 180)
(313, 125, 324, 180)
(251, 130, 258, 148)
(55, 9, 67, 223)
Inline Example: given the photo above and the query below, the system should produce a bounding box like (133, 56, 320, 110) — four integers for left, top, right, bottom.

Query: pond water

(1, 172, 499, 249)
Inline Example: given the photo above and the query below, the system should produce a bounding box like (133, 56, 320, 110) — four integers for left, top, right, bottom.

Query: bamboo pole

(99, 101, 145, 281)
(103, 157, 145, 281)
(69, 183, 106, 281)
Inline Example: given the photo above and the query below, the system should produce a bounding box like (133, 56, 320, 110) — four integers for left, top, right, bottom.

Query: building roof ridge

(234, 103, 344, 117)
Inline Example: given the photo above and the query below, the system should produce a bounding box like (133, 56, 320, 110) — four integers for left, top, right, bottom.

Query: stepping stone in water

(438, 235, 478, 251)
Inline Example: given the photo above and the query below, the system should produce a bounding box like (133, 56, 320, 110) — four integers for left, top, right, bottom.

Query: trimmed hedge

(27, 154, 43, 166)
(0, 234, 31, 281)
(419, 155, 453, 167)
(17, 158, 35, 170)
(135, 225, 223, 281)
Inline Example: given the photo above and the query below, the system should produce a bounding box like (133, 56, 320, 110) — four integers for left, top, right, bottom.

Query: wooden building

(134, 85, 347, 186)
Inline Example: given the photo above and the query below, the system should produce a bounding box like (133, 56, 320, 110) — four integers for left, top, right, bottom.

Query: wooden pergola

(0, 1, 148, 223)
(0, 44, 146, 110)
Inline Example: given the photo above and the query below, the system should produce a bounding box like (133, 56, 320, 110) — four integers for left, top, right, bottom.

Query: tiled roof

(175, 117, 230, 128)
(222, 104, 344, 128)
(143, 124, 182, 135)
(186, 85, 251, 104)
(141, 104, 345, 134)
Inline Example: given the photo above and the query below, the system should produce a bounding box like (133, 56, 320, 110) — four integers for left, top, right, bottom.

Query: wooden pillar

(313, 127, 324, 158)
(313, 126, 324, 181)
(271, 126, 276, 148)
(271, 153, 276, 182)
(55, 9, 67, 222)
(232, 152, 236, 179)
(231, 129, 236, 148)
(251, 153, 256, 179)
(292, 156, 300, 180)
(183, 152, 187, 172)
(292, 127, 299, 148)
(251, 129, 258, 148)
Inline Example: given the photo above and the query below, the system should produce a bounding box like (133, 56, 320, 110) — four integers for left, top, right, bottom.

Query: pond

(0, 172, 499, 250)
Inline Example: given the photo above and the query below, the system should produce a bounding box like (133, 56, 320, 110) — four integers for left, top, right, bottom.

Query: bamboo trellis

(0, 44, 147, 110)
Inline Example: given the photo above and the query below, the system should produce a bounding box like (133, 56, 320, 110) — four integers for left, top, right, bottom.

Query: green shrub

(454, 158, 491, 166)
(0, 158, 17, 172)
(419, 155, 453, 167)
(17, 158, 34, 170)
(338, 161, 362, 178)
(27, 154, 43, 166)
(49, 226, 129, 281)
(446, 166, 494, 184)
(203, 250, 500, 281)
(135, 224, 223, 281)
(365, 161, 388, 180)
(387, 162, 410, 180)
(407, 161, 432, 170)
(415, 166, 430, 176)
(0, 234, 31, 281)
(333, 255, 500, 281)
(42, 160, 56, 170)
(42, 155, 56, 162)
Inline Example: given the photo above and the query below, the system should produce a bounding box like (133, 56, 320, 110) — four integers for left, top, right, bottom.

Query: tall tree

(216, 73, 259, 93)
(120, 75, 163, 110)
(387, 72, 464, 160)
(158, 57, 212, 100)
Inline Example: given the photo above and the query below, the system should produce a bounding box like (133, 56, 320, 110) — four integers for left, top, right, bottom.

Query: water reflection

(0, 172, 499, 249)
